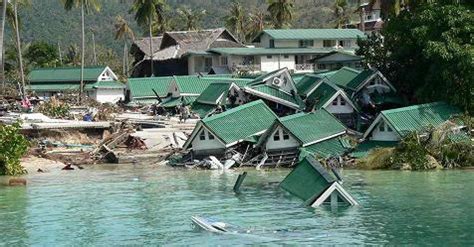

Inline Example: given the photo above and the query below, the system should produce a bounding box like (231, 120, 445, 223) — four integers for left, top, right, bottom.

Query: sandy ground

(20, 155, 66, 174)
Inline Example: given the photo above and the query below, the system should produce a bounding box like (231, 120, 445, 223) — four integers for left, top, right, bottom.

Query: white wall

(275, 40, 298, 48)
(369, 120, 400, 141)
(191, 128, 225, 152)
(265, 126, 300, 151)
(325, 95, 354, 114)
(260, 55, 295, 72)
(94, 88, 125, 103)
(364, 75, 392, 94)
(188, 56, 196, 75)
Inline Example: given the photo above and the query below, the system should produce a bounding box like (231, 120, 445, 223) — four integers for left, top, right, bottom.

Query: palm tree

(0, 0, 7, 91)
(9, 0, 30, 99)
(225, 1, 245, 42)
(131, 0, 166, 77)
(245, 11, 268, 42)
(334, 0, 349, 28)
(177, 7, 205, 31)
(267, 0, 294, 29)
(62, 0, 101, 103)
(114, 15, 135, 76)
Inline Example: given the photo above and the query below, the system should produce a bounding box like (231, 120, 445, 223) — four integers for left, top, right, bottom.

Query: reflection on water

(0, 165, 473, 245)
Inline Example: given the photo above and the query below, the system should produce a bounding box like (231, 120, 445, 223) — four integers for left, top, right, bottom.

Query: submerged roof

(29, 66, 109, 83)
(127, 76, 173, 98)
(280, 156, 336, 203)
(301, 136, 353, 159)
(191, 100, 278, 146)
(255, 29, 365, 41)
(279, 110, 347, 146)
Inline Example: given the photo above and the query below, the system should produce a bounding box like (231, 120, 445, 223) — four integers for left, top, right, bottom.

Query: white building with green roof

(28, 66, 125, 103)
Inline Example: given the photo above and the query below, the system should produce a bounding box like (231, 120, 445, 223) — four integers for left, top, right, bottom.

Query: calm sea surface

(0, 164, 473, 246)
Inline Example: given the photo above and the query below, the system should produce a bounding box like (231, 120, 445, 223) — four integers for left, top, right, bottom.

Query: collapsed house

(280, 156, 358, 207)
(126, 76, 173, 105)
(352, 102, 464, 158)
(28, 66, 125, 103)
(256, 109, 351, 165)
(242, 68, 305, 116)
(183, 100, 278, 158)
(190, 82, 247, 118)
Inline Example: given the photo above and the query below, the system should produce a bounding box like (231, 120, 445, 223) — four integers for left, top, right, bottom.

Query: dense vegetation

(357, 2, 473, 113)
(0, 122, 29, 176)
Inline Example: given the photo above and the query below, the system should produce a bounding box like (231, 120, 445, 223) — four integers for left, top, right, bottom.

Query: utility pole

(58, 41, 63, 65)
(92, 32, 97, 65)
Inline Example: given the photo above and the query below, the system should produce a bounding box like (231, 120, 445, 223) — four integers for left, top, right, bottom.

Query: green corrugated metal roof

(127, 76, 173, 98)
(301, 136, 353, 159)
(345, 69, 374, 90)
(29, 66, 106, 82)
(160, 96, 198, 108)
(195, 82, 230, 105)
(350, 140, 398, 158)
(200, 77, 253, 88)
(280, 156, 335, 203)
(279, 110, 347, 146)
(85, 81, 125, 90)
(380, 102, 462, 137)
(247, 84, 305, 109)
(28, 83, 80, 92)
(260, 29, 366, 40)
(128, 98, 160, 105)
(327, 67, 361, 90)
(306, 81, 339, 109)
(191, 102, 217, 118)
(209, 47, 355, 56)
(202, 100, 278, 145)
(173, 76, 217, 95)
(295, 74, 322, 96)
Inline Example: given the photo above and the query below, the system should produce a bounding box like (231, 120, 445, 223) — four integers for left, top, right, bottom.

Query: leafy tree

(355, 32, 389, 70)
(0, 122, 29, 176)
(25, 41, 60, 68)
(130, 0, 166, 77)
(357, 3, 473, 113)
(225, 1, 246, 42)
(62, 0, 101, 103)
(177, 7, 206, 31)
(245, 10, 269, 42)
(267, 0, 294, 29)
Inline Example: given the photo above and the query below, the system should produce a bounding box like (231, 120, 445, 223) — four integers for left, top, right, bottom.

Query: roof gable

(189, 100, 278, 146)
(295, 74, 323, 97)
(313, 51, 362, 63)
(307, 80, 359, 111)
(255, 29, 365, 41)
(29, 66, 109, 83)
(279, 110, 347, 146)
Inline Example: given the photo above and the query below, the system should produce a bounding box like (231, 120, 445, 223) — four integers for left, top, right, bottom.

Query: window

(269, 39, 275, 48)
(332, 99, 338, 105)
(323, 40, 336, 47)
(273, 131, 280, 141)
(283, 55, 289, 58)
(283, 131, 290, 140)
(220, 56, 228, 65)
(340, 97, 346, 105)
(367, 15, 373, 20)
(208, 132, 215, 140)
(199, 130, 206, 140)
(267, 55, 273, 59)
(299, 40, 314, 48)
(379, 122, 385, 132)
(387, 125, 393, 132)
(339, 40, 344, 47)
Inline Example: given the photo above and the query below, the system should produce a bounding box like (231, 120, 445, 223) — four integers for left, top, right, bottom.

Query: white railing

(295, 64, 315, 71)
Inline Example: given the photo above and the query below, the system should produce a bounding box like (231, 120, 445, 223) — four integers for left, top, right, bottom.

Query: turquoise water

(0, 165, 473, 245)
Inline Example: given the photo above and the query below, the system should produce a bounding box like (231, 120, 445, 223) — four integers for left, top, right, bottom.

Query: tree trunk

(92, 32, 97, 65)
(14, 2, 25, 99)
(149, 11, 153, 77)
(58, 41, 62, 65)
(0, 0, 7, 92)
(80, 1, 85, 103)
(359, 1, 365, 32)
(123, 41, 128, 76)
